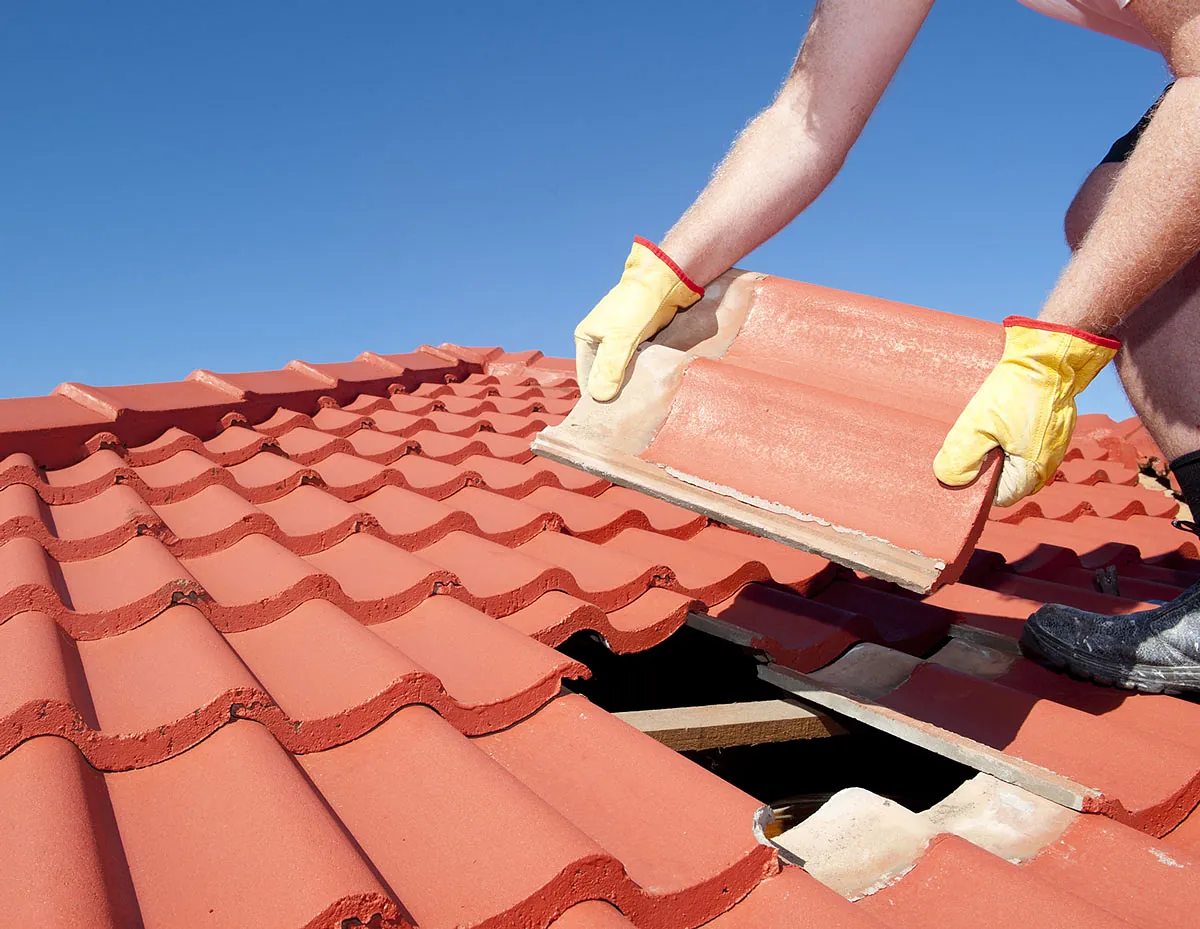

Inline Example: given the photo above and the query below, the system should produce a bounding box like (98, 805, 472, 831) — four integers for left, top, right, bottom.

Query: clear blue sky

(0, 2, 1170, 414)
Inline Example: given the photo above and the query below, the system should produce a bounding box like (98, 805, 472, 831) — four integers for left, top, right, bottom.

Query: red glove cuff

(633, 236, 704, 298)
(1003, 316, 1121, 350)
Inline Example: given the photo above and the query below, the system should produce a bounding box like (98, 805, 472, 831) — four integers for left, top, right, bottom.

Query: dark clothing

(1100, 83, 1175, 164)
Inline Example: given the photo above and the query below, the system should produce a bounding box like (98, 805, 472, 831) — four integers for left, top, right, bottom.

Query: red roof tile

(537, 272, 1005, 593)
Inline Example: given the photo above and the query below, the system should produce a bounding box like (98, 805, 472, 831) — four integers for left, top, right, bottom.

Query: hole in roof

(557, 624, 975, 831)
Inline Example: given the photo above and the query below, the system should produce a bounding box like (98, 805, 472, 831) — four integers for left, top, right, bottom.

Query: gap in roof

(558, 624, 977, 831)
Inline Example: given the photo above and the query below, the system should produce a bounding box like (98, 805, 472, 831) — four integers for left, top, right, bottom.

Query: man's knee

(1064, 162, 1122, 252)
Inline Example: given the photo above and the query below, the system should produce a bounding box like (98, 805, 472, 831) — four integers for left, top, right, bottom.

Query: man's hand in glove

(934, 317, 1120, 507)
(574, 237, 704, 402)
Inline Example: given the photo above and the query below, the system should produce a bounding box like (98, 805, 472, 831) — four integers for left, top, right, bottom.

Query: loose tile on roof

(535, 272, 1004, 593)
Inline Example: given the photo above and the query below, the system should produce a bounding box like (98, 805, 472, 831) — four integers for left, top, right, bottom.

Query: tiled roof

(1, 337, 1197, 927)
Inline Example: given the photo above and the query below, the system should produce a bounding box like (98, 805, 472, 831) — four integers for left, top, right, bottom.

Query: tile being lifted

(534, 271, 1004, 593)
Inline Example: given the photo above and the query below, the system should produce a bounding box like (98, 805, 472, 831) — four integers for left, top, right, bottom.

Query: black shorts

(1100, 83, 1174, 164)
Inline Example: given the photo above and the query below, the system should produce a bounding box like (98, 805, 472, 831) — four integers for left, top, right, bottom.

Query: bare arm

(1039, 0, 1200, 333)
(660, 0, 936, 287)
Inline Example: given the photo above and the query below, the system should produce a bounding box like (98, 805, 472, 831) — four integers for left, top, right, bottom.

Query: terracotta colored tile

(643, 357, 996, 571)
(922, 582, 1043, 639)
(131, 448, 224, 496)
(354, 484, 471, 546)
(0, 737, 141, 928)
(105, 722, 397, 929)
(252, 485, 372, 552)
(20, 537, 199, 637)
(75, 604, 261, 767)
(252, 407, 317, 437)
(0, 483, 54, 547)
(475, 430, 537, 462)
(344, 428, 416, 463)
(419, 531, 568, 614)
(300, 704, 615, 929)
(1022, 815, 1200, 928)
(384, 393, 438, 416)
(1055, 459, 1140, 486)
(463, 454, 558, 496)
(272, 425, 350, 464)
(151, 484, 267, 554)
(440, 485, 560, 543)
(602, 527, 764, 603)
(858, 834, 1132, 929)
(340, 393, 393, 416)
(598, 484, 707, 537)
(0, 452, 45, 488)
(522, 484, 652, 541)
(709, 583, 865, 672)
(124, 425, 274, 467)
(43, 449, 132, 501)
(308, 452, 392, 498)
(222, 599, 431, 739)
(370, 596, 587, 730)
(693, 525, 838, 594)
(201, 365, 329, 401)
(521, 529, 673, 609)
(0, 536, 63, 619)
(996, 657, 1200, 756)
(541, 276, 1002, 593)
(426, 409, 490, 436)
(181, 534, 328, 631)
(304, 533, 455, 620)
(0, 611, 91, 753)
(42, 486, 163, 559)
(477, 410, 550, 436)
(978, 571, 1157, 616)
(1164, 804, 1200, 855)
(500, 587, 697, 653)
(408, 428, 489, 463)
(881, 663, 1200, 834)
(201, 424, 278, 463)
(532, 456, 611, 495)
(1073, 514, 1200, 565)
(987, 483, 1095, 523)
(370, 407, 437, 436)
(603, 588, 701, 645)
(478, 693, 777, 924)
(701, 867, 885, 929)
(390, 454, 480, 498)
(309, 406, 373, 436)
(224, 451, 319, 502)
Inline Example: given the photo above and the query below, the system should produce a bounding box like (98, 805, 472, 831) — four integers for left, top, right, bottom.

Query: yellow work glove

(934, 316, 1120, 507)
(574, 237, 704, 401)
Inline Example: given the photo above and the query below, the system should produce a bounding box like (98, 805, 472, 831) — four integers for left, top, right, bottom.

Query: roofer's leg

(1019, 90, 1200, 694)
(1065, 161, 1200, 472)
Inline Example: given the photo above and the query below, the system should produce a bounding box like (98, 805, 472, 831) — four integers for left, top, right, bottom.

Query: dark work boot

(1020, 577, 1200, 694)
(1020, 452, 1200, 694)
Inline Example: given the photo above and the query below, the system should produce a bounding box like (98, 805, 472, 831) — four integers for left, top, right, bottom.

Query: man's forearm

(1040, 76, 1200, 334)
(660, 104, 844, 288)
(659, 0, 935, 288)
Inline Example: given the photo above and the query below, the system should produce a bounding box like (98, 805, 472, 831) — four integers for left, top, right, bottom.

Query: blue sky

(0, 2, 1170, 414)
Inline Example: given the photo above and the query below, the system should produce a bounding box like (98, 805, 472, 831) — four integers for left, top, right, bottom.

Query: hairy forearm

(658, 0, 934, 288)
(1041, 77, 1200, 333)
(660, 104, 844, 287)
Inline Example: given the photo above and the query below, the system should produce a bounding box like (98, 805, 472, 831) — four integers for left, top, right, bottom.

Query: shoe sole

(1019, 623, 1200, 696)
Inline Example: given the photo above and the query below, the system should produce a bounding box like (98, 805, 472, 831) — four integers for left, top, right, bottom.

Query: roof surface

(1, 339, 1197, 929)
